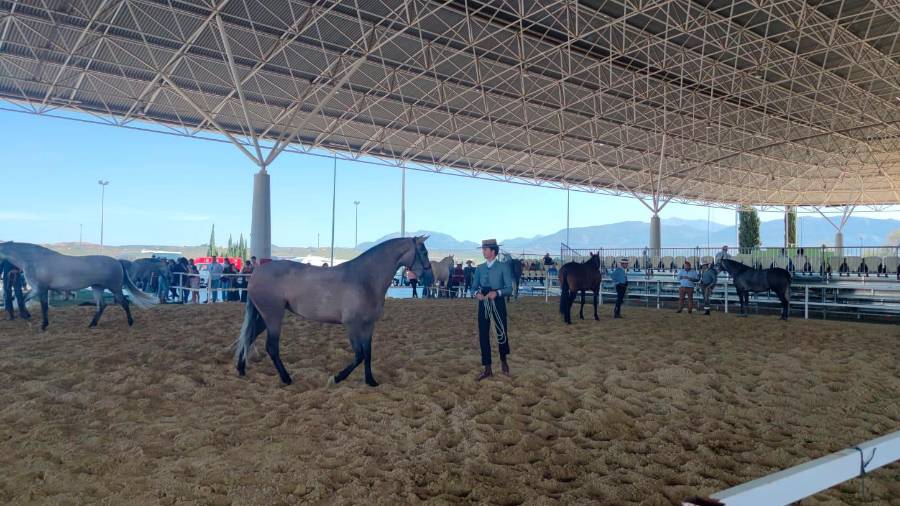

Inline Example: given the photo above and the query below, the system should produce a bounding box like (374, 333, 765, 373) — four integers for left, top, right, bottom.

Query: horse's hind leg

(362, 334, 378, 387)
(333, 324, 367, 384)
(113, 288, 134, 326)
(262, 311, 292, 385)
(579, 290, 585, 320)
(88, 286, 107, 327)
(778, 289, 790, 320)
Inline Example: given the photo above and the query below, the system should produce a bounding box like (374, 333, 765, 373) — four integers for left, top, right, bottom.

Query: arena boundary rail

(531, 274, 900, 320)
(683, 430, 900, 506)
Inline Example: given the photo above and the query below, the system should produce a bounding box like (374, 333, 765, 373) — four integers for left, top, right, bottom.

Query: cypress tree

(739, 207, 761, 253)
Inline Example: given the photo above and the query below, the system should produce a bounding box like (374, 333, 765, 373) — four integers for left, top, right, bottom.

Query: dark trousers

(4, 274, 29, 318)
(477, 296, 510, 366)
(410, 279, 418, 298)
(614, 283, 627, 316)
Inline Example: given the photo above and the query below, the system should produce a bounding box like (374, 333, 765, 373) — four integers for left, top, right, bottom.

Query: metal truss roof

(1, 0, 899, 208)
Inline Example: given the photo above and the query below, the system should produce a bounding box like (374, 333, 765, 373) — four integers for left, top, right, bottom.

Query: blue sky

(0, 109, 896, 247)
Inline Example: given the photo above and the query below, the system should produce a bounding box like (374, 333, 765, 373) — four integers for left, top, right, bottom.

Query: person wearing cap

(463, 260, 476, 297)
(676, 261, 701, 313)
(471, 239, 514, 381)
(609, 257, 629, 318)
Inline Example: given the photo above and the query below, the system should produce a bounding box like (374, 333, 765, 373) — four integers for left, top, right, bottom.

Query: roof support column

(251, 167, 271, 261)
(650, 213, 661, 258)
(814, 205, 855, 257)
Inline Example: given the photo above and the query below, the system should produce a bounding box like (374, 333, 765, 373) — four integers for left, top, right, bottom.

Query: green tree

(238, 234, 248, 259)
(227, 234, 234, 258)
(786, 207, 797, 248)
(207, 224, 217, 256)
(739, 206, 761, 253)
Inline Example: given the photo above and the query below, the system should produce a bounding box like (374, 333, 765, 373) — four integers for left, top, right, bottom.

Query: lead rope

(482, 297, 507, 345)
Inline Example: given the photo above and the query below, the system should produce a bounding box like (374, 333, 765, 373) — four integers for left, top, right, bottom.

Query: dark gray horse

(500, 252, 524, 300)
(235, 236, 431, 387)
(0, 242, 155, 329)
(126, 258, 172, 296)
(718, 258, 792, 319)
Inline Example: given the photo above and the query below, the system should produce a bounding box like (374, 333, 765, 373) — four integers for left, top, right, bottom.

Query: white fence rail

(684, 430, 900, 506)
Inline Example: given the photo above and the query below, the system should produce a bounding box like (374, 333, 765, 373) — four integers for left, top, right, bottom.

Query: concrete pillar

(251, 169, 271, 261)
(650, 213, 661, 257)
(834, 231, 843, 257)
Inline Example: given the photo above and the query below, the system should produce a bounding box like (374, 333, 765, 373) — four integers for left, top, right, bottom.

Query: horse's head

(404, 236, 431, 278)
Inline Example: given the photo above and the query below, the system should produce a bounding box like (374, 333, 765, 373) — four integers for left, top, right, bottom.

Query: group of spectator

(153, 255, 259, 304)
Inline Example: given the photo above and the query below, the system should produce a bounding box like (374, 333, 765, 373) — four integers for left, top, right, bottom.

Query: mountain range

(359, 217, 900, 254)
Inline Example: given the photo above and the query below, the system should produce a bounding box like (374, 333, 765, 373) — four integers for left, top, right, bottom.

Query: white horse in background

(428, 255, 455, 297)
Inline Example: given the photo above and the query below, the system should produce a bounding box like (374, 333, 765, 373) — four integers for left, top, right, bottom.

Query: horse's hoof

(366, 379, 379, 387)
(280, 376, 293, 386)
(327, 376, 336, 387)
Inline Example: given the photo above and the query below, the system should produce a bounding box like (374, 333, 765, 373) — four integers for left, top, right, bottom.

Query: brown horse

(558, 253, 602, 324)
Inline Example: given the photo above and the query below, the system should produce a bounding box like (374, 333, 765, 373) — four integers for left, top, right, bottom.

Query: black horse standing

(718, 258, 792, 319)
(558, 253, 602, 324)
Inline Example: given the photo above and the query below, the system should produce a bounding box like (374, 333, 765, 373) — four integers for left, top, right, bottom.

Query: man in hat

(463, 259, 476, 297)
(609, 257, 629, 318)
(471, 239, 514, 380)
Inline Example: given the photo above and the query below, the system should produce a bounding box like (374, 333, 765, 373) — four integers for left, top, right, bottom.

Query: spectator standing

(715, 245, 731, 264)
(239, 260, 253, 302)
(188, 259, 201, 303)
(676, 261, 700, 313)
(407, 268, 418, 298)
(463, 260, 476, 297)
(609, 258, 629, 318)
(207, 256, 224, 303)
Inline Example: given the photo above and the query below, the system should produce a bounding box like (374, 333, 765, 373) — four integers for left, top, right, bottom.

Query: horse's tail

(235, 296, 264, 367)
(120, 260, 157, 308)
(559, 268, 570, 315)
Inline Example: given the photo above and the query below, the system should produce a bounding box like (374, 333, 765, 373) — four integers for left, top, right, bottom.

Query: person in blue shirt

(609, 257, 629, 318)
(676, 261, 701, 313)
(470, 239, 514, 381)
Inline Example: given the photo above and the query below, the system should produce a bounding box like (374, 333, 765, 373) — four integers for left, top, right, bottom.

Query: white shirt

(483, 258, 501, 295)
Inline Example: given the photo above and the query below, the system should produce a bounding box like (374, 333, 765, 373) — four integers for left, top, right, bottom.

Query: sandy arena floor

(0, 298, 897, 505)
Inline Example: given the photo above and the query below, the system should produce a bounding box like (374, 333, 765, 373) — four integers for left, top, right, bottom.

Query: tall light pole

(353, 200, 360, 248)
(566, 188, 570, 246)
(98, 180, 109, 253)
(330, 156, 337, 266)
(400, 167, 406, 238)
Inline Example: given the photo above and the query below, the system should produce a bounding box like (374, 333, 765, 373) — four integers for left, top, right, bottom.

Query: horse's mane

(583, 254, 600, 268)
(722, 258, 751, 273)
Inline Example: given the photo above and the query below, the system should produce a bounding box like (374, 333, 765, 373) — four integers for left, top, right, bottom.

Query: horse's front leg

(579, 290, 585, 320)
(593, 288, 599, 320)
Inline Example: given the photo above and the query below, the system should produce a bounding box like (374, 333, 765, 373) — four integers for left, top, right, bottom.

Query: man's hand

(475, 291, 485, 301)
(487, 290, 497, 300)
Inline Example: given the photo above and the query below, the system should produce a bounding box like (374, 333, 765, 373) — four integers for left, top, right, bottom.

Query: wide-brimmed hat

(619, 257, 629, 263)
(479, 239, 501, 249)
(465, 259, 474, 265)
